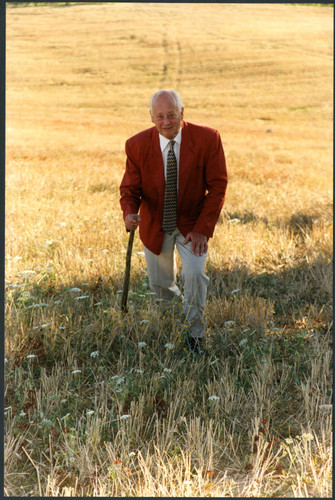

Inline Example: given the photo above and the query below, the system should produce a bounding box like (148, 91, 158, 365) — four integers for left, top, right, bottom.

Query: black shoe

(186, 336, 204, 355)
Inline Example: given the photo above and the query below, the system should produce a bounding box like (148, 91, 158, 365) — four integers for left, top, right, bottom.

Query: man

(120, 90, 228, 354)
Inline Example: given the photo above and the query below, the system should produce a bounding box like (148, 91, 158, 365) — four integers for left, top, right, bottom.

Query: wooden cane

(121, 227, 135, 313)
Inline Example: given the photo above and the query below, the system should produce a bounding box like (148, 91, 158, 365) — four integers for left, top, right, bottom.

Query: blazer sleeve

(119, 139, 142, 220)
(193, 130, 228, 237)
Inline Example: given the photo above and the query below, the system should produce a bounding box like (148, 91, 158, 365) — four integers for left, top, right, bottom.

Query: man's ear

(180, 107, 184, 119)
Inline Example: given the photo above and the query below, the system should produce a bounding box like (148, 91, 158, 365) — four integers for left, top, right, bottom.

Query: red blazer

(120, 120, 228, 255)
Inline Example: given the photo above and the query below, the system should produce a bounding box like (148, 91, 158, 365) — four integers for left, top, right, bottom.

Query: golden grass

(5, 2, 333, 497)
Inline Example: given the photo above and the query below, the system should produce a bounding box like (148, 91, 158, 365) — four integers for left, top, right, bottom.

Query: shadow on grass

(221, 202, 332, 233)
(6, 245, 332, 375)
(207, 252, 332, 325)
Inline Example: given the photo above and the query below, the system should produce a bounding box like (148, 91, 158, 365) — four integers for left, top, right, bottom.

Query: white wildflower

(301, 433, 314, 442)
(71, 369, 81, 374)
(59, 326, 66, 330)
(239, 339, 248, 346)
(41, 323, 51, 329)
(86, 410, 94, 416)
(140, 319, 150, 324)
(20, 411, 26, 417)
(231, 289, 240, 294)
(208, 395, 220, 401)
(285, 438, 294, 445)
(319, 404, 332, 411)
(129, 451, 136, 458)
(90, 351, 99, 358)
(4, 358, 8, 363)
(120, 414, 131, 420)
(163, 368, 172, 374)
(74, 295, 89, 300)
(134, 369, 144, 374)
(54, 300, 62, 304)
(17, 270, 35, 276)
(116, 377, 125, 385)
(70, 287, 82, 293)
(27, 303, 49, 309)
(138, 342, 147, 348)
(26, 354, 37, 359)
(164, 343, 175, 349)
(224, 320, 235, 327)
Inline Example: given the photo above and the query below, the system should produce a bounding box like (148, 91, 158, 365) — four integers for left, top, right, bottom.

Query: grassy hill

(5, 3, 333, 496)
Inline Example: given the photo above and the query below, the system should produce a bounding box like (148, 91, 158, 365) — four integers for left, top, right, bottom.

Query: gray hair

(149, 90, 183, 114)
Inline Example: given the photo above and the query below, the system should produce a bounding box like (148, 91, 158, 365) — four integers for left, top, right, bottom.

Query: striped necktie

(162, 140, 178, 233)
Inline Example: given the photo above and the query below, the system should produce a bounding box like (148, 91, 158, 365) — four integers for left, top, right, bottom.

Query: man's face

(151, 96, 184, 140)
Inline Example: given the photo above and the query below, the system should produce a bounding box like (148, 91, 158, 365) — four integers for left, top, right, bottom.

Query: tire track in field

(160, 25, 183, 90)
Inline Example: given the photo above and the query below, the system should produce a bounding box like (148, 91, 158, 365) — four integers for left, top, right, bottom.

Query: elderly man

(120, 90, 228, 354)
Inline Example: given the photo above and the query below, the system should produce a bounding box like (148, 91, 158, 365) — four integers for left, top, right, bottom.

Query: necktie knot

(169, 140, 175, 150)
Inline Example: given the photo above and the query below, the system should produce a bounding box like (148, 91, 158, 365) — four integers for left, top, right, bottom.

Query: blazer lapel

(178, 121, 195, 203)
(149, 128, 165, 194)
(148, 122, 195, 201)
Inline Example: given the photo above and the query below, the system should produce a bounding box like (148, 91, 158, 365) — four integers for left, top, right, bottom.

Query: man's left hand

(183, 231, 208, 256)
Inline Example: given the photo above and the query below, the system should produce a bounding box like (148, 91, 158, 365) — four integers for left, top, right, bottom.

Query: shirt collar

(159, 128, 182, 151)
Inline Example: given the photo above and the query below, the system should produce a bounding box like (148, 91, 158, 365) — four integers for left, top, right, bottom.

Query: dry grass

(5, 2, 333, 497)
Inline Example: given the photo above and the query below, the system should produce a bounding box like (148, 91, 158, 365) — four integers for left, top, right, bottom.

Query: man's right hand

(125, 214, 141, 231)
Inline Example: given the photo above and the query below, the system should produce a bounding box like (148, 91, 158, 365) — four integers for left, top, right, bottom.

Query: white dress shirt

(159, 129, 182, 188)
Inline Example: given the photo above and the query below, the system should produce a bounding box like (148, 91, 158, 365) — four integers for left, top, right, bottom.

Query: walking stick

(121, 227, 136, 314)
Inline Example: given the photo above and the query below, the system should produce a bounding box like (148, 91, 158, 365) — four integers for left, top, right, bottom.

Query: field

(5, 2, 333, 497)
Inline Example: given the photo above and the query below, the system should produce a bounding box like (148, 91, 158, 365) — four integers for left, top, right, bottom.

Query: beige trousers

(143, 228, 209, 338)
